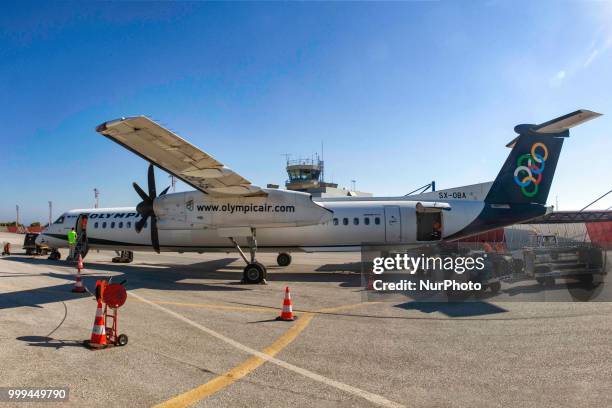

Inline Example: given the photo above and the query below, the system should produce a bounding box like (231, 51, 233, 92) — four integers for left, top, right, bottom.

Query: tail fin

(485, 110, 601, 205)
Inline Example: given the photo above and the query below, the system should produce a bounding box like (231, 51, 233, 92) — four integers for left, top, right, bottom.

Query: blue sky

(1, 1, 611, 224)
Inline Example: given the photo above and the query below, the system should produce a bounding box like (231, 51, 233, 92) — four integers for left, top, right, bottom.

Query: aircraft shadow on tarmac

(395, 301, 508, 317)
(0, 256, 365, 310)
(0, 256, 250, 311)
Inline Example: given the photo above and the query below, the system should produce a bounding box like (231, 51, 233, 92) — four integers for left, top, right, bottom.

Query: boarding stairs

(69, 234, 88, 262)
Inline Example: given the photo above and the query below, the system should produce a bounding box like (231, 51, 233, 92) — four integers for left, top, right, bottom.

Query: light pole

(48, 201, 52, 226)
(16, 205, 19, 227)
(94, 188, 99, 208)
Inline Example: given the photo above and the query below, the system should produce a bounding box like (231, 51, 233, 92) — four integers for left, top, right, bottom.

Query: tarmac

(0, 231, 611, 408)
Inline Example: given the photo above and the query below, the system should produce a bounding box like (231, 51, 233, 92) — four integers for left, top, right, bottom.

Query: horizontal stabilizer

(506, 109, 602, 147)
(534, 109, 602, 133)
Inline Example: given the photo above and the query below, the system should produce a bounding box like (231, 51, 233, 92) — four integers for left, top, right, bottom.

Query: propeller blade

(133, 182, 149, 203)
(150, 216, 160, 254)
(159, 186, 171, 196)
(135, 215, 148, 233)
(147, 164, 157, 198)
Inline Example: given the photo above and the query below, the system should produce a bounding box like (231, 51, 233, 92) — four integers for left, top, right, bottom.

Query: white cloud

(548, 70, 566, 88)
(583, 49, 599, 68)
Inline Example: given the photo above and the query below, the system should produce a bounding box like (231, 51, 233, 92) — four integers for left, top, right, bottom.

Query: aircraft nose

(35, 234, 44, 245)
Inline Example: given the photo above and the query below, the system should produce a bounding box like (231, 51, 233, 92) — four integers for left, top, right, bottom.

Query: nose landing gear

(229, 228, 267, 284)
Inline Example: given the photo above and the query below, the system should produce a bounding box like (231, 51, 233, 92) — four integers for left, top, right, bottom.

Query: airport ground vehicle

(23, 233, 50, 256)
(523, 242, 607, 286)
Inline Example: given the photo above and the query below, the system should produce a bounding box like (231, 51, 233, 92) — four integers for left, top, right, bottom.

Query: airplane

(37, 109, 601, 284)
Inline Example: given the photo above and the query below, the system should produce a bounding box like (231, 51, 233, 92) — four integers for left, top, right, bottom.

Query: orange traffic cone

(77, 254, 84, 270)
(88, 300, 107, 349)
(276, 286, 297, 321)
(72, 254, 86, 293)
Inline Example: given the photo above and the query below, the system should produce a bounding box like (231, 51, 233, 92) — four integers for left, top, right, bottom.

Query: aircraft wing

(96, 116, 265, 197)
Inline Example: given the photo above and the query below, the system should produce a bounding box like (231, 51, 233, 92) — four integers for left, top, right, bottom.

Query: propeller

(133, 164, 170, 253)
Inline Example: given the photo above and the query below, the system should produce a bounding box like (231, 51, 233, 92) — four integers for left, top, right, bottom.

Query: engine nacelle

(154, 189, 333, 230)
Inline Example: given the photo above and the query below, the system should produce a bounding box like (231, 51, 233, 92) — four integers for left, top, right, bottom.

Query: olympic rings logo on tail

(513, 142, 548, 197)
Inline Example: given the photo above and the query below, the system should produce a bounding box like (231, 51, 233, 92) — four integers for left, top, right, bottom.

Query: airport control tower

(279, 154, 372, 197)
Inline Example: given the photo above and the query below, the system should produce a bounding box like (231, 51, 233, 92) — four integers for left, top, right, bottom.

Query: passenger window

(342, 218, 348, 226)
(375, 217, 381, 225)
(94, 222, 99, 229)
(333, 218, 339, 226)
(111, 222, 115, 228)
(364, 217, 370, 225)
(102, 222, 107, 228)
(119, 222, 123, 228)
(353, 217, 359, 226)
(127, 221, 131, 228)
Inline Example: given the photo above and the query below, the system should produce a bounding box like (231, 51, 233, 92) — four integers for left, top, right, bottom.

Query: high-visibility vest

(68, 230, 77, 245)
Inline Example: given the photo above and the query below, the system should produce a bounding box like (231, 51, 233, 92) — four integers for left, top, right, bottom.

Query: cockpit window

(53, 216, 65, 224)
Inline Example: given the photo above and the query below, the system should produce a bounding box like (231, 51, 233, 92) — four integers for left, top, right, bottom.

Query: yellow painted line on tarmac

(154, 312, 316, 408)
(151, 300, 394, 408)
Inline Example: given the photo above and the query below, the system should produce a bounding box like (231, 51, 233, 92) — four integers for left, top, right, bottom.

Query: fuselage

(37, 188, 547, 253)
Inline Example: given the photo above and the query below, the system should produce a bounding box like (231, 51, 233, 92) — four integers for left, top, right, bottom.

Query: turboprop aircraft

(37, 110, 601, 283)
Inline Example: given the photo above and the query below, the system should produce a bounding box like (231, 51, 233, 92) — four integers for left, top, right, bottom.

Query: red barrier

(586, 221, 612, 249)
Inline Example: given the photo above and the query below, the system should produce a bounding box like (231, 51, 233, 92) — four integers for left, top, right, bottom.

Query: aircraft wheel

(277, 253, 292, 267)
(243, 262, 267, 284)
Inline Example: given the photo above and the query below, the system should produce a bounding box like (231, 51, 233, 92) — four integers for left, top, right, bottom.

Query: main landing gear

(230, 228, 267, 284)
(277, 252, 292, 267)
(112, 250, 134, 263)
(48, 249, 61, 260)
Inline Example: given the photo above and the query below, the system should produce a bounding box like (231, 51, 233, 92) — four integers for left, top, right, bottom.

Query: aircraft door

(75, 214, 89, 257)
(75, 214, 88, 237)
(416, 209, 442, 241)
(384, 206, 401, 243)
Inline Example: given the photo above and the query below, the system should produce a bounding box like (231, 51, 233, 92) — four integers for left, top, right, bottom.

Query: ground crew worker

(67, 227, 77, 259)
(431, 221, 442, 240)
